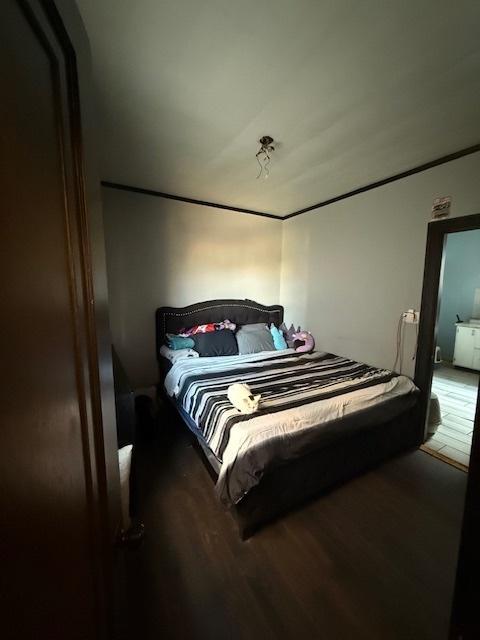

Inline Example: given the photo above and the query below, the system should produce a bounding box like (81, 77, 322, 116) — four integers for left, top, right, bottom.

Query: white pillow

(160, 344, 199, 364)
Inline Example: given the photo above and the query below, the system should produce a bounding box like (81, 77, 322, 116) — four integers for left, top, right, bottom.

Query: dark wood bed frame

(156, 299, 420, 538)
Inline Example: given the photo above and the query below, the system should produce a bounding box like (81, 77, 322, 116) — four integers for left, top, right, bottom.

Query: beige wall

(280, 152, 480, 378)
(103, 188, 282, 387)
(103, 152, 480, 388)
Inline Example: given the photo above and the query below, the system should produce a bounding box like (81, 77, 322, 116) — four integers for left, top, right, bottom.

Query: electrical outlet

(402, 309, 420, 324)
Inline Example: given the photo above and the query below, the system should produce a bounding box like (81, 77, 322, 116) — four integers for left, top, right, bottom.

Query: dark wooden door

(450, 389, 480, 639)
(413, 214, 480, 639)
(0, 1, 122, 638)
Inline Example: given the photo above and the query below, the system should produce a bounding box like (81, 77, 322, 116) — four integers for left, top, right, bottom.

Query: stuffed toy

(281, 323, 300, 349)
(227, 383, 261, 414)
(292, 330, 315, 353)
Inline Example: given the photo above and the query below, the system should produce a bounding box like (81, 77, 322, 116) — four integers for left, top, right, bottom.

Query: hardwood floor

(126, 413, 467, 640)
(423, 364, 479, 468)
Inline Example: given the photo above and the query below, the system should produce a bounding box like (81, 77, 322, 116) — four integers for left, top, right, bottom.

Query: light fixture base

(259, 135, 274, 146)
(255, 136, 276, 179)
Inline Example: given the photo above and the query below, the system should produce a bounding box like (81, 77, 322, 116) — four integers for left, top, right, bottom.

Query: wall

(437, 229, 480, 361)
(103, 188, 282, 387)
(280, 152, 480, 378)
(104, 152, 480, 387)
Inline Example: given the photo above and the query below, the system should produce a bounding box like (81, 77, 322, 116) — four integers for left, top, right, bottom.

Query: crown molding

(102, 143, 480, 222)
(283, 143, 480, 219)
(101, 181, 282, 220)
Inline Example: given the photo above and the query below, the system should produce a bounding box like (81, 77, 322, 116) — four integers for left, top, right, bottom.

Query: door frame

(414, 212, 480, 440)
(13, 1, 123, 636)
(413, 212, 480, 639)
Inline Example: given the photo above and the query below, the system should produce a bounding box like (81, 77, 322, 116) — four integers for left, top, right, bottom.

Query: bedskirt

(232, 406, 418, 538)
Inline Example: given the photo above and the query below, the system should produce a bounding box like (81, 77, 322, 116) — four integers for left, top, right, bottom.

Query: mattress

(164, 349, 418, 506)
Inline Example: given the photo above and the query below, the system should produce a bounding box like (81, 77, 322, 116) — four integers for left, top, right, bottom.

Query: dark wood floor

(126, 415, 467, 640)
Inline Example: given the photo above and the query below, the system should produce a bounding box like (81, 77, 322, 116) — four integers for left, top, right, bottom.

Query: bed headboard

(155, 299, 284, 358)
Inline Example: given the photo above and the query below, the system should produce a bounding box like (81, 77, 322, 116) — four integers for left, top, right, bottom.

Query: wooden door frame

(13, 1, 123, 636)
(414, 212, 480, 439)
(413, 212, 480, 639)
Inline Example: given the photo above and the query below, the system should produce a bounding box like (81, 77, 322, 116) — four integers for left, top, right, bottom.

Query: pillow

(236, 323, 275, 355)
(159, 345, 199, 364)
(292, 330, 315, 353)
(270, 324, 287, 350)
(192, 329, 239, 357)
(166, 333, 195, 350)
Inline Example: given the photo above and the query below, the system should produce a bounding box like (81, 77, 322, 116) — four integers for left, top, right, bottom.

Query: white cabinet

(453, 325, 480, 371)
(474, 349, 480, 371)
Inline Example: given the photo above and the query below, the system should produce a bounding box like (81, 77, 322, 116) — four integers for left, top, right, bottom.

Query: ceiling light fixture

(256, 135, 275, 179)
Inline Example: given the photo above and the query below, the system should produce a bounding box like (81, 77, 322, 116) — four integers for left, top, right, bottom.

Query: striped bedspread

(164, 349, 418, 505)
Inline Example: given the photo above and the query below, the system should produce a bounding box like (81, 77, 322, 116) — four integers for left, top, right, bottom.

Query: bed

(156, 299, 420, 538)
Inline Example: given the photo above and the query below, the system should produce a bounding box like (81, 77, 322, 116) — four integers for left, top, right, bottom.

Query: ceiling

(78, 0, 480, 217)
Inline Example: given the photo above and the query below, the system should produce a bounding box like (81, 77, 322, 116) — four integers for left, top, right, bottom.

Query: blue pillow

(166, 333, 195, 350)
(270, 324, 287, 350)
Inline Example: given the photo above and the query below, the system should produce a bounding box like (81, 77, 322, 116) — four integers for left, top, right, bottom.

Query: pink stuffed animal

(282, 323, 300, 348)
(292, 330, 315, 353)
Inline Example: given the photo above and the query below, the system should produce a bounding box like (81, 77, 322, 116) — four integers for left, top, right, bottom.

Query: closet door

(0, 1, 122, 638)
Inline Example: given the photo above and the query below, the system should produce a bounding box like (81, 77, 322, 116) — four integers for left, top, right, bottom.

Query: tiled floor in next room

(423, 364, 479, 468)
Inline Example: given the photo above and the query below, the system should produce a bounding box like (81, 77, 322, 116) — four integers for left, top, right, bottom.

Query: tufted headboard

(155, 299, 284, 359)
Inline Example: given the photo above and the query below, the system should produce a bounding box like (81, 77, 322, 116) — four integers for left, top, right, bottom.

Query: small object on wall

(431, 195, 451, 220)
(402, 309, 420, 324)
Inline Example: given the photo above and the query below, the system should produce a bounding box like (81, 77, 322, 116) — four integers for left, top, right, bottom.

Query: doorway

(415, 215, 480, 460)
(421, 229, 480, 469)
(415, 213, 480, 639)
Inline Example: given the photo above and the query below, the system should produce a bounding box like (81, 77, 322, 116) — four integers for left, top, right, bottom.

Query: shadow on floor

(126, 411, 467, 640)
